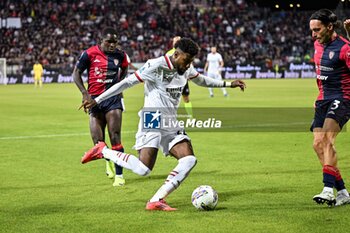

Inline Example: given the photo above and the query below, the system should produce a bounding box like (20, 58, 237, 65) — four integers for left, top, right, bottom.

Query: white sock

(102, 147, 150, 176)
(222, 88, 227, 95)
(322, 187, 334, 194)
(149, 155, 197, 202)
(208, 88, 213, 95)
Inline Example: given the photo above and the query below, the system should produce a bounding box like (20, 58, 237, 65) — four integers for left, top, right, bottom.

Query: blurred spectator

(0, 0, 348, 75)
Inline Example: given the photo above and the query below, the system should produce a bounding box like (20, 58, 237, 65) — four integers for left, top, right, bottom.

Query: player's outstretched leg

(145, 155, 197, 211)
(82, 142, 151, 176)
(146, 199, 177, 211)
(81, 141, 106, 163)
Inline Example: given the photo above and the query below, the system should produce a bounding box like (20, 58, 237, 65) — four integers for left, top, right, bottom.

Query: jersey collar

(164, 54, 174, 70)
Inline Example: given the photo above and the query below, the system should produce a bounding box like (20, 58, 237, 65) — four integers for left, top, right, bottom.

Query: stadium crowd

(0, 0, 348, 74)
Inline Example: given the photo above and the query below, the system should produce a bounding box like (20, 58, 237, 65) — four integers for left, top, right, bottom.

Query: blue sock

(323, 173, 336, 188)
(323, 165, 336, 188)
(335, 179, 346, 191)
(112, 145, 124, 176)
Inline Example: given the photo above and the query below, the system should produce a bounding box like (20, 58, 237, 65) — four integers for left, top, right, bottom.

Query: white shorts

(133, 119, 191, 156)
(207, 72, 222, 80)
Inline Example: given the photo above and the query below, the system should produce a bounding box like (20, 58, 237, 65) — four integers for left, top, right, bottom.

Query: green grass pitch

(1, 79, 350, 233)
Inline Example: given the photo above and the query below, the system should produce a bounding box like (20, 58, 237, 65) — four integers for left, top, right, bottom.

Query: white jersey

(206, 52, 223, 74)
(94, 54, 227, 154)
(135, 55, 199, 110)
(95, 54, 225, 107)
(95, 55, 226, 108)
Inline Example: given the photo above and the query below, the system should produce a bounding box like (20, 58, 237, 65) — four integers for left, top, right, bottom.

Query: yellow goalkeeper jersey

(33, 63, 43, 78)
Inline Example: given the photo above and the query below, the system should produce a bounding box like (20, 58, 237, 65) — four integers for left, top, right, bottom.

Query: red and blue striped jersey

(313, 35, 350, 100)
(76, 45, 129, 96)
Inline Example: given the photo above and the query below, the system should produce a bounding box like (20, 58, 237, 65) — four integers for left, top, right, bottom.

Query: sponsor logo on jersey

(94, 68, 116, 78)
(93, 59, 101, 63)
(329, 51, 334, 60)
(166, 87, 183, 99)
(106, 71, 117, 76)
(96, 79, 113, 83)
(315, 65, 334, 71)
(114, 59, 119, 66)
(316, 75, 328, 80)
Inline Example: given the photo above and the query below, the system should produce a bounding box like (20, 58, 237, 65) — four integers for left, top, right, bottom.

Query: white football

(191, 185, 218, 210)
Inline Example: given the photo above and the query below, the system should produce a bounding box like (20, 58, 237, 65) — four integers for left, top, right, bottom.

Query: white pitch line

(0, 131, 135, 140)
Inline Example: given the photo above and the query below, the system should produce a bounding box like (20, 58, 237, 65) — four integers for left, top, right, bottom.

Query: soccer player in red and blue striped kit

(73, 28, 129, 187)
(309, 9, 350, 206)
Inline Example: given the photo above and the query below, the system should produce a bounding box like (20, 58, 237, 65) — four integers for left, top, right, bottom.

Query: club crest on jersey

(114, 59, 119, 66)
(94, 67, 103, 77)
(163, 74, 173, 82)
(329, 51, 334, 60)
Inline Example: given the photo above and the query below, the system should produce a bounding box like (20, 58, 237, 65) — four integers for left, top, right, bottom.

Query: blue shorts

(89, 95, 123, 115)
(310, 99, 350, 131)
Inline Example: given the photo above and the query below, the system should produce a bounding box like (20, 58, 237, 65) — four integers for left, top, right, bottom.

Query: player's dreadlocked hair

(309, 9, 342, 29)
(174, 38, 200, 57)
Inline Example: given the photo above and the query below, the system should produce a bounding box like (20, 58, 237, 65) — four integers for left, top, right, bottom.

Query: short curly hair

(174, 37, 200, 57)
(102, 27, 118, 38)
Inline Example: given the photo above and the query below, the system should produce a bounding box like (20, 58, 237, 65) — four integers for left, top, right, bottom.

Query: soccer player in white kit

(204, 46, 228, 97)
(80, 38, 246, 211)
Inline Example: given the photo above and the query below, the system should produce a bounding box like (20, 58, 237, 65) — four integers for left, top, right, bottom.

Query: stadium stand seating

(0, 0, 348, 75)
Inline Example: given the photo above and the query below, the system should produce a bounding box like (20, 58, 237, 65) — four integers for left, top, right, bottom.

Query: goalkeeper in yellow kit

(33, 60, 43, 87)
